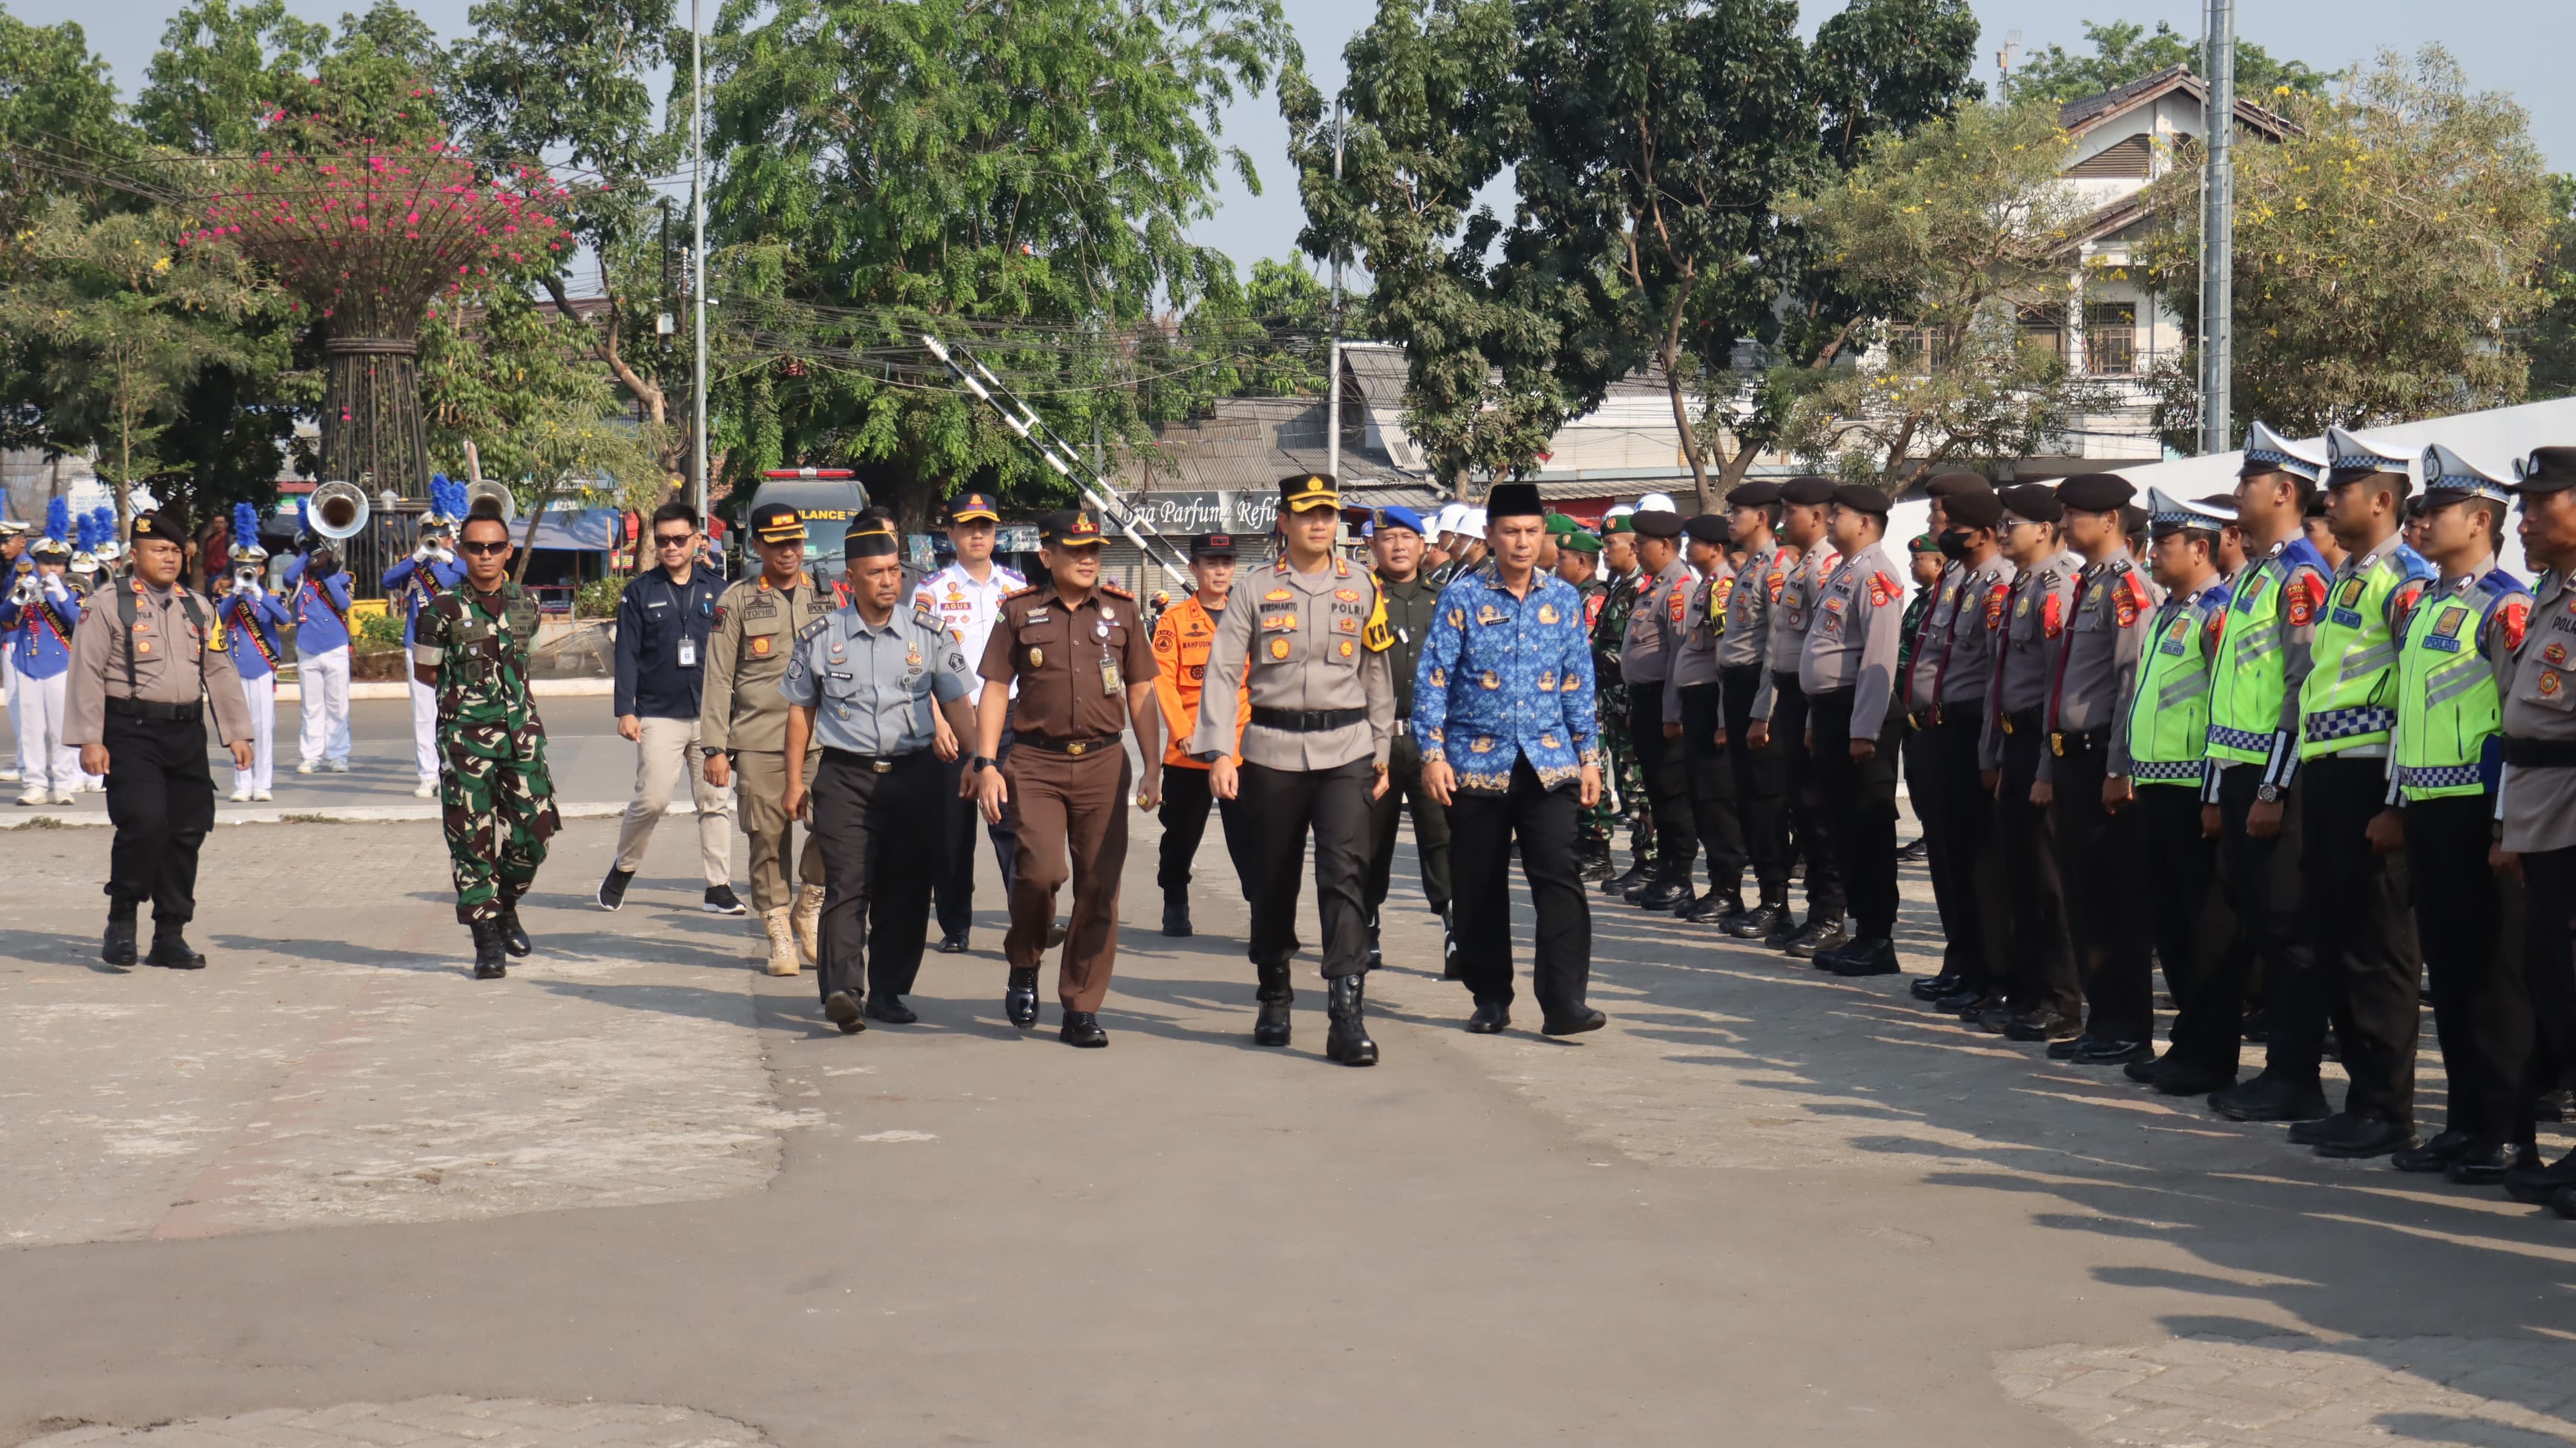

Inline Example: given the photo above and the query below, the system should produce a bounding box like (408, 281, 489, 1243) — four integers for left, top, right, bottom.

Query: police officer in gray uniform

(2499, 446, 2576, 1213)
(1925, 489, 2017, 1018)
(781, 518, 979, 1034)
(1663, 513, 1747, 923)
(1799, 484, 1910, 976)
(1195, 473, 1397, 1065)
(1749, 476, 1849, 956)
(1620, 509, 1697, 911)
(1980, 483, 2086, 1041)
(1716, 482, 1794, 938)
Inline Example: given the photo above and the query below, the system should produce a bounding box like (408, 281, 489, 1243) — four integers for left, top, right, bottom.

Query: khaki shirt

(64, 578, 253, 746)
(979, 582, 1157, 742)
(2501, 568, 2576, 853)
(1191, 554, 1395, 771)
(700, 573, 832, 754)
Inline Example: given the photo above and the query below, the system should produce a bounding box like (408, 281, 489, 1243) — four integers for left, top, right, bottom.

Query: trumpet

(8, 571, 38, 607)
(232, 565, 266, 596)
(308, 479, 371, 542)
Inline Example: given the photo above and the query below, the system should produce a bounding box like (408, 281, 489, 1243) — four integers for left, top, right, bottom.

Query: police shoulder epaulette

(1002, 583, 1040, 600)
(1100, 581, 1134, 600)
(796, 616, 832, 643)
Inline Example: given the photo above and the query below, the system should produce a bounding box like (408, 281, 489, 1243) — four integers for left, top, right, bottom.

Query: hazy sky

(20, 0, 2576, 274)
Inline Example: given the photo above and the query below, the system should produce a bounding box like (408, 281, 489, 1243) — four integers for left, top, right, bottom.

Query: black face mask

(1936, 528, 1973, 562)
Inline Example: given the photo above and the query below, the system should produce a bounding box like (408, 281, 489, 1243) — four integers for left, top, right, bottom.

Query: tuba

(307, 479, 372, 541)
(462, 479, 516, 525)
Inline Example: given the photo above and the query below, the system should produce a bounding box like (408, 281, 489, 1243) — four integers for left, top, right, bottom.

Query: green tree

(134, 0, 332, 154)
(2520, 174, 2576, 401)
(2134, 47, 2556, 445)
(1810, 0, 1983, 171)
(2005, 20, 2332, 108)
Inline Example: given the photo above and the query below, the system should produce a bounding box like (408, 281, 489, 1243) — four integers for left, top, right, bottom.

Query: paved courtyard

(1, 804, 2572, 1447)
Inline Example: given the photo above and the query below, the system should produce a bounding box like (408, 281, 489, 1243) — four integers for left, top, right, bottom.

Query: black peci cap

(844, 517, 901, 558)
(1485, 481, 1545, 519)
(1997, 483, 2063, 524)
(1778, 475, 1837, 507)
(129, 511, 176, 542)
(2056, 473, 2135, 514)
(944, 490, 1000, 524)
(1830, 484, 1891, 516)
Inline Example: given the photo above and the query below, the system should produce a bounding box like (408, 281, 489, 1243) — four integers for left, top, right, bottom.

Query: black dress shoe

(2310, 1115, 2416, 1159)
(2209, 1072, 2330, 1123)
(1682, 891, 1741, 924)
(1726, 903, 1787, 939)
(498, 906, 533, 958)
(1910, 973, 1965, 1001)
(1935, 982, 1997, 1014)
(2444, 1141, 2533, 1186)
(1824, 937, 1899, 977)
(822, 990, 867, 1035)
(102, 912, 139, 967)
(865, 993, 917, 1024)
(2005, 1008, 2082, 1043)
(1636, 878, 1691, 912)
(1466, 1001, 1510, 1034)
(2153, 1066, 2240, 1097)
(146, 933, 207, 970)
(2123, 1053, 2165, 1084)
(2076, 1038, 2153, 1066)
(2390, 1128, 2476, 1174)
(2503, 1148, 2576, 1205)
(1604, 863, 1651, 898)
(1783, 918, 1848, 960)
(1974, 1003, 2018, 1034)
(937, 935, 967, 955)
(1059, 1010, 1108, 1047)
(2045, 1032, 2097, 1061)
(470, 921, 507, 980)
(1160, 896, 1193, 938)
(1004, 967, 1039, 1028)
(1325, 975, 1378, 1065)
(2288, 1110, 2358, 1146)
(1541, 1005, 1607, 1036)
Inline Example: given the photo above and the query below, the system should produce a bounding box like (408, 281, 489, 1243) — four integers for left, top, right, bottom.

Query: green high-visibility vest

(2393, 570, 2528, 800)
(2123, 584, 2230, 784)
(2298, 541, 2434, 760)
(2204, 542, 2327, 768)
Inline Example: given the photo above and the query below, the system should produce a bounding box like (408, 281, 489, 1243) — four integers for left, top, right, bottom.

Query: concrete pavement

(2, 809, 2572, 1447)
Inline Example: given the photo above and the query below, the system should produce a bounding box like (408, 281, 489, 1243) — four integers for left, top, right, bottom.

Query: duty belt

(821, 746, 926, 774)
(104, 696, 202, 723)
(2050, 725, 2108, 756)
(2501, 734, 2576, 769)
(1252, 705, 1365, 732)
(1019, 734, 1121, 757)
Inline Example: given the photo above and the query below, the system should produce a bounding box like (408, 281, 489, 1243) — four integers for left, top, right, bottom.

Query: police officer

(780, 518, 979, 1033)
(1195, 475, 1395, 1063)
(1897, 471, 1991, 997)
(384, 478, 467, 799)
(216, 517, 289, 803)
(65, 511, 255, 970)
(2036, 473, 2161, 1063)
(2117, 491, 2240, 1095)
(913, 490, 1028, 952)
(1151, 532, 1253, 936)
(1747, 476, 1846, 956)
(703, 502, 834, 975)
(971, 510, 1162, 1047)
(4, 526, 82, 805)
(1921, 488, 2017, 1018)
(1620, 508, 1696, 912)
(1800, 484, 1907, 977)
(2384, 446, 2531, 1180)
(1415, 481, 1604, 1036)
(1664, 513, 1747, 924)
(1716, 482, 1794, 939)
(2497, 446, 2576, 1214)
(1362, 506, 1455, 960)
(1979, 483, 2083, 1041)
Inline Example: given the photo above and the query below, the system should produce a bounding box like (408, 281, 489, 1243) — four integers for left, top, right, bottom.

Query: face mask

(1936, 528, 1972, 562)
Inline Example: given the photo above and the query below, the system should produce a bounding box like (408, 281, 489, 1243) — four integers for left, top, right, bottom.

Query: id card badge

(678, 636, 699, 668)
(1099, 652, 1125, 696)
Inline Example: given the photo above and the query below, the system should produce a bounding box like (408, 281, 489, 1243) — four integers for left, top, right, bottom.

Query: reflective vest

(2204, 540, 2330, 767)
(2122, 582, 2231, 784)
(2393, 569, 2529, 799)
(2298, 540, 2434, 760)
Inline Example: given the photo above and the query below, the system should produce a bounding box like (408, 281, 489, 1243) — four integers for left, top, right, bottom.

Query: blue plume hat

(45, 496, 69, 544)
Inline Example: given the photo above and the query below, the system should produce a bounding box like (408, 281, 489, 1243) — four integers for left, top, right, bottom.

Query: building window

(1885, 326, 1954, 376)
(2086, 303, 2138, 376)
(2066, 134, 2153, 180)
(2019, 306, 2066, 368)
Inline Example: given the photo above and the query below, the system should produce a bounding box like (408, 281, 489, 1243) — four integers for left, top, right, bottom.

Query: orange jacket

(1152, 593, 1250, 769)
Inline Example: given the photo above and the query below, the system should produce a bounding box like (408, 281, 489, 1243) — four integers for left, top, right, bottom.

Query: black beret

(1830, 483, 1890, 516)
(1945, 490, 2003, 529)
(1682, 513, 1731, 544)
(2514, 447, 2576, 494)
(129, 511, 175, 542)
(1778, 475, 1837, 507)
(2056, 472, 2135, 513)
(1726, 481, 1782, 508)
(1631, 509, 1685, 540)
(1485, 481, 1544, 519)
(1923, 470, 1994, 498)
(1997, 483, 2063, 524)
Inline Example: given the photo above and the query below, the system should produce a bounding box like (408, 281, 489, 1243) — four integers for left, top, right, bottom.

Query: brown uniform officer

(971, 509, 1163, 1046)
(702, 501, 834, 975)
(65, 510, 254, 970)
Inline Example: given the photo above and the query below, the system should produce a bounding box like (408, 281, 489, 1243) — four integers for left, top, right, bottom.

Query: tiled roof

(2053, 64, 2295, 141)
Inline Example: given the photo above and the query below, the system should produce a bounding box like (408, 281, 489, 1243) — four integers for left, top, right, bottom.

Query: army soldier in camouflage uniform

(1556, 528, 1612, 878)
(413, 504, 560, 980)
(1591, 513, 1654, 892)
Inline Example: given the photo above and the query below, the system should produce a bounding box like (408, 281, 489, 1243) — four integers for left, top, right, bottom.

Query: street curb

(4, 800, 680, 829)
(275, 677, 616, 702)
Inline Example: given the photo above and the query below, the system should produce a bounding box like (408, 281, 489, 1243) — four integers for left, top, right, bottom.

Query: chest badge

(1537, 603, 1559, 624)
(1028, 646, 1045, 668)
(905, 645, 923, 668)
(750, 636, 772, 656)
(1335, 588, 1361, 603)
(1266, 588, 1294, 603)
(1338, 639, 1355, 657)
(1269, 637, 1291, 659)
(2543, 641, 2568, 667)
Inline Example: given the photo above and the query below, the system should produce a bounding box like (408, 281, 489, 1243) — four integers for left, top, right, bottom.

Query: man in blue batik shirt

(1416, 481, 1606, 1037)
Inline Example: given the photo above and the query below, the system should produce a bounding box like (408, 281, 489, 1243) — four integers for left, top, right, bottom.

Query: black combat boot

(1577, 842, 1616, 882)
(1682, 889, 1741, 924)
(470, 920, 507, 979)
(498, 900, 533, 957)
(145, 930, 207, 970)
(1604, 859, 1651, 898)
(1005, 967, 1039, 1028)
(1636, 869, 1692, 912)
(1253, 963, 1294, 1047)
(102, 901, 139, 967)
(1726, 892, 1787, 940)
(1160, 892, 1192, 938)
(1325, 974, 1379, 1066)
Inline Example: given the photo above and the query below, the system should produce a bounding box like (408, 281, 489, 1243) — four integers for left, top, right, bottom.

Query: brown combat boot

(761, 906, 801, 976)
(792, 883, 827, 966)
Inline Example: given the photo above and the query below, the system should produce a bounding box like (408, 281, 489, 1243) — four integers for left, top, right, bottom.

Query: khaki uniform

(700, 573, 833, 914)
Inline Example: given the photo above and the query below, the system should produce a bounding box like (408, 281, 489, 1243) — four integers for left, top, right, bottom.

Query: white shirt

(913, 557, 1027, 702)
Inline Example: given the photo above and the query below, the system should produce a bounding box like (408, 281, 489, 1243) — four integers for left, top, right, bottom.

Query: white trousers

(297, 645, 352, 766)
(2, 645, 19, 777)
(16, 671, 78, 794)
(405, 648, 437, 782)
(235, 672, 276, 793)
(611, 715, 735, 884)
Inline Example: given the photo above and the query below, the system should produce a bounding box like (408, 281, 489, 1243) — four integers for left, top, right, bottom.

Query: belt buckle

(1066, 741, 1088, 756)
(872, 760, 892, 774)
(2050, 731, 2064, 757)
(2002, 716, 2015, 735)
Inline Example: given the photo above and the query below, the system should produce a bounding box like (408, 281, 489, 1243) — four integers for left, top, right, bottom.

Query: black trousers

(102, 711, 214, 929)
(1924, 712, 2006, 989)
(1677, 681, 1747, 898)
(2168, 766, 2316, 1080)
(1719, 665, 1790, 897)
(1996, 724, 2078, 1018)
(2051, 740, 2152, 1043)
(930, 729, 1018, 941)
(1767, 671, 1844, 918)
(1448, 757, 1591, 1014)
(2301, 754, 2420, 1123)
(1238, 757, 1376, 981)
(2519, 846, 2576, 1143)
(1157, 763, 1255, 901)
(2133, 783, 2235, 1026)
(1807, 689, 1901, 938)
(1626, 682, 1696, 882)
(1366, 731, 1453, 918)
(812, 749, 938, 1004)
(2405, 794, 2529, 1142)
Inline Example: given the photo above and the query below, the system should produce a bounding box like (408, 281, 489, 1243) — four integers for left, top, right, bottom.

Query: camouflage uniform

(1589, 565, 1653, 863)
(414, 582, 560, 924)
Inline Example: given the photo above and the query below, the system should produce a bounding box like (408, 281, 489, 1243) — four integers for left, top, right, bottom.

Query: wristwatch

(2256, 782, 2281, 803)
(968, 754, 994, 773)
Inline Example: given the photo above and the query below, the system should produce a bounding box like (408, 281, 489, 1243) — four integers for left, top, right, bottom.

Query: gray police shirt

(778, 602, 975, 757)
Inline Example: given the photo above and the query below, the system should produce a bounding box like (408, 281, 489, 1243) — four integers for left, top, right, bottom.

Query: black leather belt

(1018, 734, 1121, 757)
(1252, 705, 1365, 732)
(2051, 725, 2109, 756)
(2501, 734, 2576, 768)
(2002, 706, 2043, 737)
(821, 746, 927, 774)
(105, 697, 201, 723)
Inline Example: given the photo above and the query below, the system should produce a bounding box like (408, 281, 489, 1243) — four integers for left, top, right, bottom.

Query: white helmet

(1634, 492, 1679, 513)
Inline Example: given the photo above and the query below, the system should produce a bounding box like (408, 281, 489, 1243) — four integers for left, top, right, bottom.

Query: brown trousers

(1004, 746, 1130, 1011)
(732, 748, 824, 914)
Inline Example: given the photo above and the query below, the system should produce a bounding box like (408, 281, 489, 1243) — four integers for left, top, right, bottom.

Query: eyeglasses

(459, 540, 510, 556)
(654, 532, 696, 550)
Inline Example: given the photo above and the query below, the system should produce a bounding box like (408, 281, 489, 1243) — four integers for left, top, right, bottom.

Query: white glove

(42, 574, 67, 602)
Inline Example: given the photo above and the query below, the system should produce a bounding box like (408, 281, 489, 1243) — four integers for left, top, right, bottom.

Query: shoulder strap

(116, 581, 139, 697)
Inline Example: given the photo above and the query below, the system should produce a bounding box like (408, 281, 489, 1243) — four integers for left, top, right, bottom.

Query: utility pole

(2199, 0, 2235, 455)
(1326, 98, 1346, 486)
(691, 0, 710, 521)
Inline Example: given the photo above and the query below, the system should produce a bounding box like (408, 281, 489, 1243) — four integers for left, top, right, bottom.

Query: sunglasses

(654, 533, 696, 549)
(460, 539, 510, 556)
